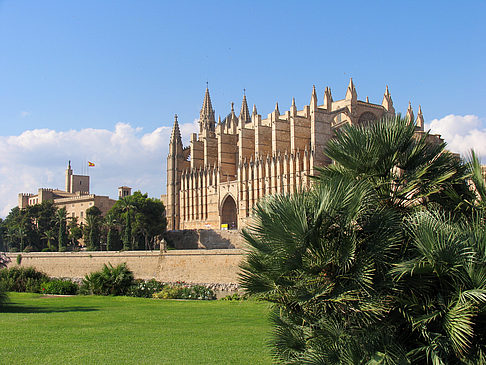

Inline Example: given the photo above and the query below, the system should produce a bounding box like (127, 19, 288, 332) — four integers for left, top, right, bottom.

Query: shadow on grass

(0, 303, 99, 314)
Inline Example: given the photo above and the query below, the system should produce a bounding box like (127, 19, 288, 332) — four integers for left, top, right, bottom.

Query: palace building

(18, 162, 117, 222)
(165, 80, 430, 231)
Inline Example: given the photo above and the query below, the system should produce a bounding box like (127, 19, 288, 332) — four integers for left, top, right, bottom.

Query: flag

(88, 161, 95, 167)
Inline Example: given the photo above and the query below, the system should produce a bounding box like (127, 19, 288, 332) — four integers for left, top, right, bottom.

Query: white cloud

(20, 111, 31, 118)
(425, 114, 486, 160)
(0, 120, 198, 217)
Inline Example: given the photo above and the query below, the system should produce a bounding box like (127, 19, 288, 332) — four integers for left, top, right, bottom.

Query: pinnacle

(239, 94, 251, 123)
(200, 87, 216, 126)
(170, 114, 182, 143)
(348, 78, 355, 91)
(252, 104, 258, 116)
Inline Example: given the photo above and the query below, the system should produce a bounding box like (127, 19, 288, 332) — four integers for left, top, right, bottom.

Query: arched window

(358, 112, 377, 126)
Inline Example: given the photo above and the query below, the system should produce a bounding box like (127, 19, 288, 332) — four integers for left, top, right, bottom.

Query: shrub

(0, 266, 50, 293)
(128, 279, 164, 298)
(153, 284, 215, 300)
(80, 263, 134, 296)
(0, 253, 10, 307)
(40, 279, 78, 295)
(220, 293, 247, 301)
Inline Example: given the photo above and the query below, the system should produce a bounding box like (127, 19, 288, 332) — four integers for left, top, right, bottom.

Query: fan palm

(321, 115, 471, 211)
(241, 115, 485, 363)
(241, 174, 406, 363)
(391, 210, 486, 363)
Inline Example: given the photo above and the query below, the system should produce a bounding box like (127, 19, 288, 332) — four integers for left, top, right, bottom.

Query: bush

(80, 263, 134, 296)
(0, 253, 9, 307)
(0, 266, 50, 293)
(128, 279, 164, 298)
(153, 284, 215, 300)
(220, 293, 249, 301)
(40, 279, 78, 295)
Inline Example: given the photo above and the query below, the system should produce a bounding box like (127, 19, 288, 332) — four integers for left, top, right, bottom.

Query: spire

(382, 85, 395, 114)
(274, 102, 280, 115)
(324, 87, 333, 110)
(310, 85, 318, 111)
(345, 78, 357, 102)
(199, 87, 216, 133)
(252, 104, 258, 116)
(67, 160, 71, 169)
(406, 101, 414, 122)
(239, 93, 251, 124)
(169, 114, 183, 154)
(416, 105, 424, 131)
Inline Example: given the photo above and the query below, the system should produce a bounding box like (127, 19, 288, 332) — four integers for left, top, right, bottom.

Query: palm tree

(390, 210, 486, 363)
(103, 212, 120, 251)
(84, 214, 101, 251)
(55, 208, 67, 252)
(240, 115, 485, 363)
(241, 174, 406, 363)
(118, 197, 135, 250)
(42, 229, 56, 251)
(321, 115, 471, 211)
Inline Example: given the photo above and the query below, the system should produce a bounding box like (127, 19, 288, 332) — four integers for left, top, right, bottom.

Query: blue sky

(0, 0, 485, 216)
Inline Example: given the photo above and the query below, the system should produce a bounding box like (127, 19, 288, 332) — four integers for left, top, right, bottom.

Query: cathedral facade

(166, 80, 425, 231)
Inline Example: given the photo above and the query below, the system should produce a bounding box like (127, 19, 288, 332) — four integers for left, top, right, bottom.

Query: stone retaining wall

(6, 249, 245, 285)
(163, 229, 246, 249)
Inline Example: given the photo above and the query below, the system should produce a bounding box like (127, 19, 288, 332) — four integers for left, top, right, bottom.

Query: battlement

(54, 194, 96, 203)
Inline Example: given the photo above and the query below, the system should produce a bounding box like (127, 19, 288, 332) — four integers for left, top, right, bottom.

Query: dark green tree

(67, 217, 82, 249)
(108, 192, 166, 251)
(84, 206, 103, 251)
(104, 212, 121, 251)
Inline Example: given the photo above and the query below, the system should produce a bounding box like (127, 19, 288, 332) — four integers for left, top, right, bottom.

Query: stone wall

(5, 249, 245, 285)
(163, 229, 246, 249)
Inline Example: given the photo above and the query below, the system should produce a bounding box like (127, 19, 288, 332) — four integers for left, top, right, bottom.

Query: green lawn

(1, 293, 273, 364)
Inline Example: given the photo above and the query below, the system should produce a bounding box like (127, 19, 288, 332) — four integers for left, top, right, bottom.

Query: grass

(0, 293, 273, 364)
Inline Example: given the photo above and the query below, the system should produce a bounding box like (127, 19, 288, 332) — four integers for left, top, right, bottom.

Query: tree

(84, 207, 103, 251)
(42, 229, 56, 251)
(67, 217, 82, 250)
(117, 197, 135, 250)
(0, 252, 10, 307)
(240, 115, 486, 363)
(55, 208, 68, 252)
(109, 192, 166, 251)
(104, 212, 121, 251)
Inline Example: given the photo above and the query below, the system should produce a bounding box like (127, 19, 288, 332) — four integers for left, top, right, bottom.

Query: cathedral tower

(166, 115, 184, 230)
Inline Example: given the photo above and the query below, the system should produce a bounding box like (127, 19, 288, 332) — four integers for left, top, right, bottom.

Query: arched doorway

(221, 195, 237, 230)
